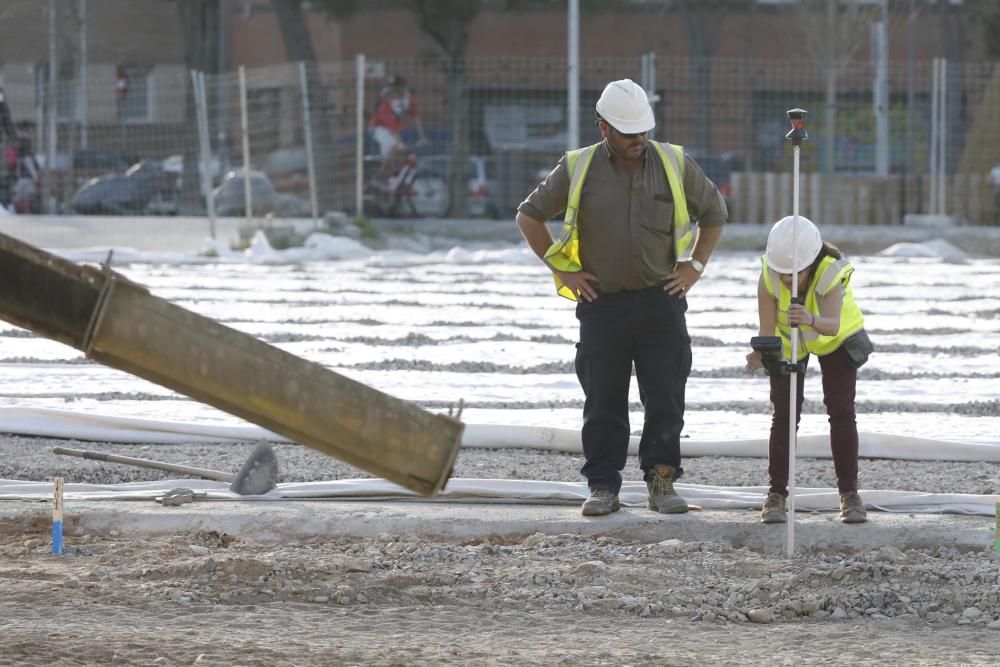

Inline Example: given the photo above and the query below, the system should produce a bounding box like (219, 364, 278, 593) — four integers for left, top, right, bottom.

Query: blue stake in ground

(52, 477, 63, 555)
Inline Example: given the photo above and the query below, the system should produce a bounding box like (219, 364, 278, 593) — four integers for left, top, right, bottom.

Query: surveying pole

(785, 108, 807, 556)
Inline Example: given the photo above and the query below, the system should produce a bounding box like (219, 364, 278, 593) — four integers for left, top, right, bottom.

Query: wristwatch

(689, 259, 705, 274)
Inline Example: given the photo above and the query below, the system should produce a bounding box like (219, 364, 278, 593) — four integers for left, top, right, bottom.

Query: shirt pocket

(640, 192, 675, 237)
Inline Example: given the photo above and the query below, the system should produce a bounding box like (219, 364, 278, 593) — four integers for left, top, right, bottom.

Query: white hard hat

(595, 79, 655, 134)
(765, 215, 823, 274)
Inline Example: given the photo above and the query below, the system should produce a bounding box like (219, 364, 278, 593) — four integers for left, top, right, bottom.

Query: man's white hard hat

(765, 215, 823, 274)
(595, 79, 655, 134)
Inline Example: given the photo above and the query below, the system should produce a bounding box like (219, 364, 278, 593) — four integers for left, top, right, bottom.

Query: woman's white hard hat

(765, 215, 823, 274)
(595, 79, 655, 134)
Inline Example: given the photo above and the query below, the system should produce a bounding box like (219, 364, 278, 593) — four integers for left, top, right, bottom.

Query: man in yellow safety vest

(516, 78, 728, 516)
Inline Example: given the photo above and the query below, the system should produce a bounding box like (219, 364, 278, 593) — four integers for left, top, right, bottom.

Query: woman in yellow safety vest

(745, 215, 874, 525)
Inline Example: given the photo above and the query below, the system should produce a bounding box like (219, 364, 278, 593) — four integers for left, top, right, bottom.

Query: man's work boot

(839, 492, 868, 523)
(644, 465, 689, 514)
(581, 489, 620, 517)
(760, 492, 787, 524)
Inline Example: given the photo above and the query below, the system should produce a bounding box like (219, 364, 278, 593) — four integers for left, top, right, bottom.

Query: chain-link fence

(2, 54, 998, 228)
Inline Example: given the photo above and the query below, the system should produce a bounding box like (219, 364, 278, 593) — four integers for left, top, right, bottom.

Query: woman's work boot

(839, 492, 868, 523)
(760, 492, 787, 524)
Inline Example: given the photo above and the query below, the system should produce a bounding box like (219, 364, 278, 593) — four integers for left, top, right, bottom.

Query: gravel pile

(4, 518, 1000, 631)
(6, 429, 1000, 632)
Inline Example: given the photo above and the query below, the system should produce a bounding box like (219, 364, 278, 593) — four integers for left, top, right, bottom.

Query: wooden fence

(730, 173, 1000, 227)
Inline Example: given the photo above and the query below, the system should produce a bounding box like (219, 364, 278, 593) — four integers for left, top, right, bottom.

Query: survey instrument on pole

(750, 336, 804, 377)
(784, 106, 808, 556)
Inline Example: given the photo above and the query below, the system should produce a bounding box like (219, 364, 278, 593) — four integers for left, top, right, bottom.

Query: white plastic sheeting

(0, 477, 997, 516)
(2, 407, 998, 515)
(1, 406, 998, 462)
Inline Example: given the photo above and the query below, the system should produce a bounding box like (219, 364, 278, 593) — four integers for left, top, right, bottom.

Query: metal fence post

(238, 65, 252, 224)
(355, 54, 365, 218)
(191, 70, 216, 239)
(299, 61, 319, 228)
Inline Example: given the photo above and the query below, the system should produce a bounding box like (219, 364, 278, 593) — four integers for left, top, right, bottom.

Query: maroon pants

(768, 345, 859, 496)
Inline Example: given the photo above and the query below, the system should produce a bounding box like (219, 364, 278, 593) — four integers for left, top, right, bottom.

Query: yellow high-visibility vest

(542, 141, 691, 300)
(761, 255, 865, 357)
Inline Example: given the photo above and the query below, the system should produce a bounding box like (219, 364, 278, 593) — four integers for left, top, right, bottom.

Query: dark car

(70, 160, 176, 215)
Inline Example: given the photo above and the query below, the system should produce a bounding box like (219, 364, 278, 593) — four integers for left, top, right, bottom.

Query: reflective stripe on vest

(761, 255, 865, 357)
(543, 141, 690, 301)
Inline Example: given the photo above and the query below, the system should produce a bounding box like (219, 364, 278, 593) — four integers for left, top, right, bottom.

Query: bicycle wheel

(404, 172, 450, 218)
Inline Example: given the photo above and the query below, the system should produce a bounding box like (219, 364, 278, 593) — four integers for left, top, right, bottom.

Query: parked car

(36, 148, 133, 175)
(70, 159, 177, 215)
(162, 153, 223, 183)
(213, 169, 310, 218)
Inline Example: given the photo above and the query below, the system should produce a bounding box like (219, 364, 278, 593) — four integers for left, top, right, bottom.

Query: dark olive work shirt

(518, 141, 728, 294)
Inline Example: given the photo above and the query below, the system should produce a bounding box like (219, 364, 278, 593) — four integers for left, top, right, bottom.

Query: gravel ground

(4, 435, 1000, 496)
(2, 223, 999, 665)
(3, 435, 1000, 666)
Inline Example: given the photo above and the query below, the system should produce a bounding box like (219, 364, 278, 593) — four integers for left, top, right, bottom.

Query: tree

(315, 0, 486, 217)
(176, 0, 222, 214)
(316, 0, 632, 217)
(967, 0, 1000, 60)
(672, 0, 735, 154)
(795, 0, 870, 179)
(956, 0, 1000, 176)
(271, 0, 340, 215)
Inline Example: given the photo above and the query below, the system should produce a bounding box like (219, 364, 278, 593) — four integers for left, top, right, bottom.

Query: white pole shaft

(355, 54, 365, 217)
(238, 65, 252, 222)
(787, 144, 801, 557)
(298, 62, 320, 228)
(567, 0, 580, 150)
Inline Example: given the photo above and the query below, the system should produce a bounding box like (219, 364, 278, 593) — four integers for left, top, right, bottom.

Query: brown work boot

(760, 492, 787, 524)
(644, 465, 689, 514)
(840, 492, 867, 523)
(581, 489, 620, 517)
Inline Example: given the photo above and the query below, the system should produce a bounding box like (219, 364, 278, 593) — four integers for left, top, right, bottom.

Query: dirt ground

(2, 513, 999, 667)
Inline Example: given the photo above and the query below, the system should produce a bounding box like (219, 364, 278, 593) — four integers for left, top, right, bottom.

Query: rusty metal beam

(0, 232, 462, 497)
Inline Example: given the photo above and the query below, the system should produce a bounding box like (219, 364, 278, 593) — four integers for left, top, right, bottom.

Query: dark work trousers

(575, 284, 692, 494)
(767, 345, 859, 496)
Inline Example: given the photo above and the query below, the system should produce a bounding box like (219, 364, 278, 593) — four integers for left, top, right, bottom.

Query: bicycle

(362, 143, 449, 218)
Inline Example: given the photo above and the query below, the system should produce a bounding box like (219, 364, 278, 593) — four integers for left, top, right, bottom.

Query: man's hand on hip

(661, 262, 702, 298)
(556, 270, 599, 302)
